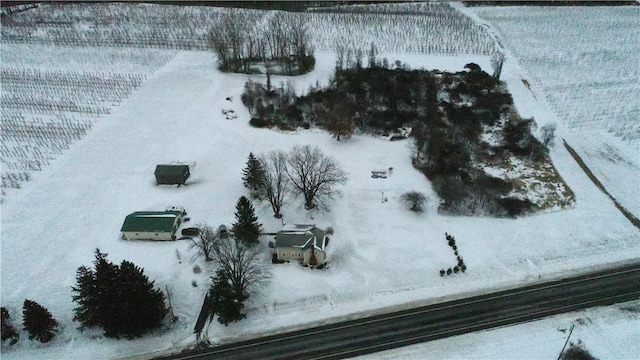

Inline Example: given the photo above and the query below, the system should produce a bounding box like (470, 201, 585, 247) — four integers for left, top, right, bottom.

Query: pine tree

(71, 249, 168, 339)
(105, 261, 168, 339)
(208, 270, 245, 326)
(22, 300, 58, 343)
(241, 152, 265, 196)
(1, 307, 19, 345)
(231, 196, 262, 245)
(71, 265, 100, 328)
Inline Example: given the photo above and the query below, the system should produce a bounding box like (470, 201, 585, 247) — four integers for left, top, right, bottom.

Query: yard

(1, 3, 638, 359)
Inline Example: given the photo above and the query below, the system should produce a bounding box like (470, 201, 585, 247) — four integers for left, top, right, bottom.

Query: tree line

(209, 10, 315, 74)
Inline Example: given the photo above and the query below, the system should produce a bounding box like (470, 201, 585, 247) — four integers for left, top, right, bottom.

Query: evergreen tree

(104, 261, 167, 339)
(72, 249, 168, 339)
(231, 196, 262, 245)
(22, 300, 58, 343)
(208, 270, 245, 326)
(1, 307, 19, 345)
(71, 266, 100, 328)
(241, 152, 265, 196)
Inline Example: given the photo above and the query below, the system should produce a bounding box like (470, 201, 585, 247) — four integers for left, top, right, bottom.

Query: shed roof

(154, 164, 189, 176)
(120, 211, 183, 232)
(275, 225, 325, 251)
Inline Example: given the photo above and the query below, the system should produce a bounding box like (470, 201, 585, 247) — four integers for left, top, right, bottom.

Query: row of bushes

(440, 233, 467, 276)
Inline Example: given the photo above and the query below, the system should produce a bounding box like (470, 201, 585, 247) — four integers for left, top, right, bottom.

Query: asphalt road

(159, 263, 640, 360)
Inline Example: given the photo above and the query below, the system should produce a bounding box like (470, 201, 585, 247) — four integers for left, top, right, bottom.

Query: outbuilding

(120, 210, 185, 241)
(154, 164, 190, 186)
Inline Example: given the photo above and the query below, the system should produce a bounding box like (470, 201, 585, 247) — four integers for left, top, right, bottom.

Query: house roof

(154, 164, 190, 177)
(275, 224, 326, 251)
(120, 211, 183, 232)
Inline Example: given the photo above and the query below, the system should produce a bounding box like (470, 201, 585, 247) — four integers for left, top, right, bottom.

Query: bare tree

(287, 13, 311, 62)
(212, 238, 270, 299)
(540, 122, 557, 148)
(259, 151, 290, 218)
(368, 42, 378, 68)
(190, 223, 219, 262)
(208, 18, 231, 70)
(324, 100, 355, 141)
(285, 145, 348, 210)
(335, 42, 345, 71)
(355, 48, 364, 69)
(208, 11, 254, 72)
(491, 51, 506, 81)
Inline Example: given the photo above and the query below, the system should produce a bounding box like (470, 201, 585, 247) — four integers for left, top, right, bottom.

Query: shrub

(193, 265, 202, 274)
(561, 342, 597, 360)
(497, 197, 535, 218)
(447, 268, 453, 275)
(22, 300, 58, 343)
(71, 249, 168, 339)
(325, 227, 335, 236)
(461, 264, 467, 272)
(249, 117, 272, 128)
(454, 266, 460, 273)
(401, 191, 427, 213)
(1, 307, 19, 345)
(440, 269, 445, 277)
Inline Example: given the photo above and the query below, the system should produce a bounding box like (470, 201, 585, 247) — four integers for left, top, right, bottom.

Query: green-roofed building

(120, 210, 184, 241)
(154, 164, 190, 186)
(274, 224, 327, 266)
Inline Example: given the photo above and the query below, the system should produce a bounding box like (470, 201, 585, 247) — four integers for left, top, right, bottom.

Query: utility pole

(557, 324, 575, 360)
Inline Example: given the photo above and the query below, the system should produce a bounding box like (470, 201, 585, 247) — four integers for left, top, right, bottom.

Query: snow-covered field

(356, 300, 640, 360)
(1, 4, 639, 360)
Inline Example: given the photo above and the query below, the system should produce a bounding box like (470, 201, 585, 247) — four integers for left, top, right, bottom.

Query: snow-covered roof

(275, 225, 326, 251)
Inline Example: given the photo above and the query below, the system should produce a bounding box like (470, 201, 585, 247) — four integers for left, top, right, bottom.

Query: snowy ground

(2, 4, 640, 360)
(1, 48, 637, 360)
(355, 300, 640, 360)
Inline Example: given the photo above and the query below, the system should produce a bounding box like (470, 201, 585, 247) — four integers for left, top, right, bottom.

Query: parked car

(218, 224, 229, 238)
(181, 227, 200, 236)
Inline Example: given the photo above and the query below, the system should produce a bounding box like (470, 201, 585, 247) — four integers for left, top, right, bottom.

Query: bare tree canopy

(324, 100, 355, 141)
(259, 151, 290, 218)
(209, 10, 313, 74)
(540, 122, 557, 148)
(212, 238, 270, 299)
(491, 51, 505, 80)
(190, 223, 219, 262)
(285, 145, 348, 210)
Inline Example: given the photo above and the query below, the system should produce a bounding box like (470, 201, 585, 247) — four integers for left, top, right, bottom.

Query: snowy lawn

(1, 50, 638, 360)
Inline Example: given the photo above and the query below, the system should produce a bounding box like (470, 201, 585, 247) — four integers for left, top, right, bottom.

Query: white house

(274, 224, 328, 266)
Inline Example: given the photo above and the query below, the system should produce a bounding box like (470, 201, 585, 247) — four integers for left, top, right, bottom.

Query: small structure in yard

(274, 224, 328, 266)
(154, 164, 190, 186)
(120, 210, 186, 241)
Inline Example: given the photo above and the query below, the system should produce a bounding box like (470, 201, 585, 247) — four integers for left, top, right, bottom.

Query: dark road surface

(158, 263, 640, 360)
